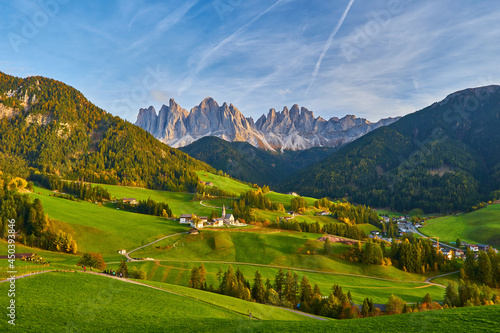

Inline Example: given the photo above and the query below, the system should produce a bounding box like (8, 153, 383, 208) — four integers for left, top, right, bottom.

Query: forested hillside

(180, 136, 335, 185)
(0, 72, 213, 191)
(284, 86, 500, 213)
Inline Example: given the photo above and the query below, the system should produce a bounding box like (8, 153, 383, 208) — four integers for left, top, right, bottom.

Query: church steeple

(222, 204, 226, 218)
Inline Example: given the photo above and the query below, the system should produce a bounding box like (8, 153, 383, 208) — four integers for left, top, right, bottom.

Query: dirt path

(124, 232, 187, 261)
(425, 270, 460, 287)
(200, 200, 222, 209)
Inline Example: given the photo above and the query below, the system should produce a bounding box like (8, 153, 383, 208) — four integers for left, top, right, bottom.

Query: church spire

(222, 204, 226, 218)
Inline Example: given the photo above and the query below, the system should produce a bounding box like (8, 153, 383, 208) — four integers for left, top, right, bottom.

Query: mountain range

(135, 98, 400, 151)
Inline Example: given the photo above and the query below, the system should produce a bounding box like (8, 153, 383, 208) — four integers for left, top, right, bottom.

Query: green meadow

(421, 204, 500, 248)
(112, 260, 444, 304)
(197, 171, 253, 195)
(2, 272, 498, 333)
(29, 186, 188, 259)
(131, 229, 440, 283)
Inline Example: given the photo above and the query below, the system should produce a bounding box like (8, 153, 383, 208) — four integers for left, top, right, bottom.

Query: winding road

(124, 232, 187, 261)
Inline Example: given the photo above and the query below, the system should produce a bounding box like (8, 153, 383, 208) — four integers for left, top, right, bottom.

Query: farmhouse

(468, 244, 479, 252)
(122, 198, 138, 205)
(315, 210, 330, 216)
(211, 218, 224, 227)
(477, 244, 490, 252)
(204, 182, 214, 186)
(441, 248, 453, 260)
(287, 192, 299, 196)
(190, 219, 204, 229)
(179, 214, 193, 224)
(455, 249, 465, 259)
(118, 249, 126, 255)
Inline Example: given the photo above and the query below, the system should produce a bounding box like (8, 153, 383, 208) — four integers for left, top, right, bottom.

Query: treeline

(314, 198, 380, 227)
(0, 172, 77, 254)
(231, 189, 284, 222)
(188, 265, 360, 319)
(116, 198, 173, 218)
(341, 236, 459, 274)
(444, 280, 500, 307)
(390, 237, 458, 273)
(194, 184, 237, 200)
(30, 173, 111, 202)
(462, 248, 500, 287)
(268, 220, 366, 240)
(267, 219, 365, 240)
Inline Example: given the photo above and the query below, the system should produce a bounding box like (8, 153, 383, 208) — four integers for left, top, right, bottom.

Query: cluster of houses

(199, 181, 214, 186)
(180, 205, 242, 229)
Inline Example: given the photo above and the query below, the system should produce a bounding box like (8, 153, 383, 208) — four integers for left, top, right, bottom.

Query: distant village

(372, 215, 498, 261)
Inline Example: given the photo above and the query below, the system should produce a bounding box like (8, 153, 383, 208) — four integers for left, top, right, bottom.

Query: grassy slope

(420, 204, 500, 248)
(131, 229, 438, 281)
(141, 280, 315, 321)
(30, 186, 188, 259)
(1, 272, 499, 332)
(197, 171, 253, 195)
(113, 260, 444, 304)
(0, 272, 242, 332)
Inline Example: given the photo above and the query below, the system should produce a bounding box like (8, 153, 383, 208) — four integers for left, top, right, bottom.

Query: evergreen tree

(274, 268, 285, 298)
(251, 271, 265, 303)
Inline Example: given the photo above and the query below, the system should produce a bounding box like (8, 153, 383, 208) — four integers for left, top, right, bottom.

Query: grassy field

(141, 280, 316, 321)
(2, 272, 499, 332)
(0, 272, 245, 332)
(420, 204, 500, 248)
(264, 191, 318, 211)
(130, 228, 442, 283)
(88, 183, 218, 217)
(197, 171, 253, 195)
(29, 186, 189, 259)
(111, 260, 445, 304)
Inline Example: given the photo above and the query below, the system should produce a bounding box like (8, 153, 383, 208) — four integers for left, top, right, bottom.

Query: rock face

(135, 98, 400, 151)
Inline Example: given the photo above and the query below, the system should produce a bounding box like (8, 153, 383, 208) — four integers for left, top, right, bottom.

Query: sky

(1, 0, 500, 122)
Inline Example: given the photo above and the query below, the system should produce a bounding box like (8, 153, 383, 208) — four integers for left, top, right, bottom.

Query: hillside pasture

(421, 204, 500, 248)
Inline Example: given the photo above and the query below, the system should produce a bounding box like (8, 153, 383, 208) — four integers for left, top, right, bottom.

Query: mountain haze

(135, 98, 399, 151)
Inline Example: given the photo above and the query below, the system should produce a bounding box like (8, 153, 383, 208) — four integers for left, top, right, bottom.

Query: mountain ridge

(282, 85, 500, 213)
(135, 97, 400, 151)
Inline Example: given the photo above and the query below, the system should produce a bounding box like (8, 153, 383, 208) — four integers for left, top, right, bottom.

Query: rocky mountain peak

(135, 98, 401, 151)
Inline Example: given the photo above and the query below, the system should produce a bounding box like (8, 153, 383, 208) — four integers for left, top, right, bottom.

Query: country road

(200, 200, 222, 209)
(425, 270, 460, 286)
(124, 232, 187, 261)
(409, 226, 460, 251)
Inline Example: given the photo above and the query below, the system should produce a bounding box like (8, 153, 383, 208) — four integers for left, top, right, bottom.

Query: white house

(180, 214, 193, 224)
(118, 249, 126, 255)
(190, 219, 204, 229)
(212, 218, 224, 227)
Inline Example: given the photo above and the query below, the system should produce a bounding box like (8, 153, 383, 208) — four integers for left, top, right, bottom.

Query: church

(221, 205, 235, 225)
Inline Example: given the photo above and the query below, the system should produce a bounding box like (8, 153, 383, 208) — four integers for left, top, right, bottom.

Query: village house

(190, 219, 204, 229)
(211, 218, 224, 227)
(179, 214, 193, 224)
(441, 248, 453, 260)
(315, 210, 330, 216)
(286, 211, 295, 216)
(287, 192, 299, 196)
(118, 249, 126, 255)
(468, 244, 479, 252)
(198, 216, 208, 224)
(455, 249, 465, 259)
(122, 198, 138, 205)
(477, 244, 490, 252)
(204, 182, 214, 186)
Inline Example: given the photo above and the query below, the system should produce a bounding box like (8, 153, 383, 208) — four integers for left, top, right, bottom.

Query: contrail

(178, 0, 286, 95)
(307, 0, 356, 92)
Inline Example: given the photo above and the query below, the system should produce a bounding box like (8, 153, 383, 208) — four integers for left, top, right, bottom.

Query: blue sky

(1, 0, 500, 122)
